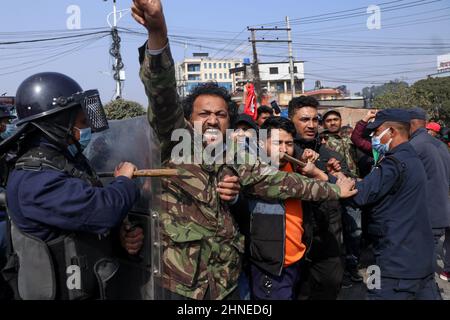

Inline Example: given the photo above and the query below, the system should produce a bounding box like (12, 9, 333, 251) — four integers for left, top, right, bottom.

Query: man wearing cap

(347, 108, 440, 299)
(409, 107, 450, 281)
(426, 122, 441, 138)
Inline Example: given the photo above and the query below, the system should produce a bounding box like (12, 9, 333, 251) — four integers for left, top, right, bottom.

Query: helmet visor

(79, 90, 109, 132)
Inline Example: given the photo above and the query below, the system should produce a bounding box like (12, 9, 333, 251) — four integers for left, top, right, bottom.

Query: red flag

(244, 83, 257, 120)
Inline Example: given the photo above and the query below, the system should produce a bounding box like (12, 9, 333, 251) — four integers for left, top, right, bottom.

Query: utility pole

(286, 16, 296, 98)
(249, 29, 262, 103)
(248, 24, 297, 103)
(106, 0, 127, 100)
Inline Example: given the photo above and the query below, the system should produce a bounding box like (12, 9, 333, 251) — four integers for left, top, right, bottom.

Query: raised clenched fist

(131, 0, 168, 49)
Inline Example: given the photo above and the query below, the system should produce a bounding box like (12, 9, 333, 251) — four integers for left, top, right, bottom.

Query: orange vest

(282, 162, 306, 267)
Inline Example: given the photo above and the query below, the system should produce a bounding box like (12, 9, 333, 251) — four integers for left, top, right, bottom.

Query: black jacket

(294, 135, 345, 260)
(231, 151, 314, 276)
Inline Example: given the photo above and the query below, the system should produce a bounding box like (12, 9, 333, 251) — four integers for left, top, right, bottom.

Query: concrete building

(0, 96, 15, 106)
(258, 61, 305, 94)
(304, 88, 344, 100)
(176, 53, 244, 97)
(428, 53, 450, 78)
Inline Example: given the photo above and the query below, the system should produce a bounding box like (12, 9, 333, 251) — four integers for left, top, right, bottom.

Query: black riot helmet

(8, 72, 109, 153)
(15, 72, 108, 132)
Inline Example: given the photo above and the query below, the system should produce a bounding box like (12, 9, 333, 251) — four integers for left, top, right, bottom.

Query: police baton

(97, 169, 179, 178)
(280, 153, 307, 168)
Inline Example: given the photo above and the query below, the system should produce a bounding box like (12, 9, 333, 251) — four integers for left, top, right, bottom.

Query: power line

(289, 0, 443, 25)
(0, 30, 109, 45)
(0, 34, 108, 77)
(249, 0, 440, 27)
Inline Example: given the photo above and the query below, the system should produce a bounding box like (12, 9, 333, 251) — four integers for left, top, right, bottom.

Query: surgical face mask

(68, 127, 92, 156)
(0, 123, 16, 139)
(76, 127, 92, 151)
(371, 127, 392, 162)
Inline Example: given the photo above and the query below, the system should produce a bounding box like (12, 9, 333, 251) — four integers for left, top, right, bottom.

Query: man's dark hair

(257, 105, 274, 119)
(260, 116, 296, 138)
(288, 96, 319, 118)
(182, 82, 238, 125)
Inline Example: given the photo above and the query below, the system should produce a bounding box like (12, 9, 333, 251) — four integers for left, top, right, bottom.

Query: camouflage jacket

(139, 43, 342, 300)
(325, 134, 359, 177)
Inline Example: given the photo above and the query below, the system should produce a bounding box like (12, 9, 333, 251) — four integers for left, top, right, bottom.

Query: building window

(228, 63, 231, 69)
(209, 63, 212, 69)
(214, 73, 217, 79)
(219, 73, 223, 79)
(276, 82, 284, 92)
(204, 74, 208, 80)
(219, 63, 222, 69)
(269, 67, 279, 75)
(214, 63, 217, 69)
(209, 73, 212, 79)
(188, 74, 201, 81)
(187, 64, 201, 72)
(204, 63, 208, 69)
(224, 73, 227, 79)
(289, 66, 299, 73)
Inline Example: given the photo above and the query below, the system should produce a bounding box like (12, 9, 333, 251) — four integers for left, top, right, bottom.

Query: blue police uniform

(349, 109, 440, 300)
(408, 108, 450, 232)
(0, 72, 141, 300)
(2, 141, 139, 300)
(6, 143, 138, 242)
(7, 169, 137, 241)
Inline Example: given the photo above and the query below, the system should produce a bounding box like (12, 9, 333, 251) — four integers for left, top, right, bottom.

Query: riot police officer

(0, 72, 139, 300)
(347, 109, 440, 300)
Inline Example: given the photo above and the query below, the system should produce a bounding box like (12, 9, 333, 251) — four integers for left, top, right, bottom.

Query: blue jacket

(7, 163, 138, 242)
(409, 128, 450, 229)
(351, 142, 434, 279)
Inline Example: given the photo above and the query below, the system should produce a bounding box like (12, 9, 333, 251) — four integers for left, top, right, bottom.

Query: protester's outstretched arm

(236, 160, 357, 202)
(351, 111, 377, 155)
(132, 0, 167, 50)
(133, 0, 191, 163)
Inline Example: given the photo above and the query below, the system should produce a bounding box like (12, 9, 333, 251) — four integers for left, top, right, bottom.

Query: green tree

(369, 76, 450, 126)
(373, 85, 415, 109)
(412, 77, 450, 125)
(359, 80, 409, 100)
(104, 99, 146, 120)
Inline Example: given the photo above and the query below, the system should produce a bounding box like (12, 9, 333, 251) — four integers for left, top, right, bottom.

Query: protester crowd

(0, 0, 449, 301)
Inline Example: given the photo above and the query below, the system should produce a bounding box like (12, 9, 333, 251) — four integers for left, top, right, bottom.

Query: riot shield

(85, 116, 163, 300)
